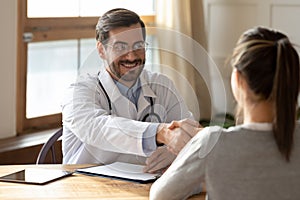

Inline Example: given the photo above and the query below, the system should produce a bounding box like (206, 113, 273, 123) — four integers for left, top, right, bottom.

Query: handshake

(144, 119, 202, 173)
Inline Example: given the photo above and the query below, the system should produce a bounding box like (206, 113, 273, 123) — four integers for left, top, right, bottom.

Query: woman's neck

(243, 100, 274, 124)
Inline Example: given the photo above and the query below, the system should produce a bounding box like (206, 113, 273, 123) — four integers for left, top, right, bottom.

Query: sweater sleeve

(149, 126, 222, 200)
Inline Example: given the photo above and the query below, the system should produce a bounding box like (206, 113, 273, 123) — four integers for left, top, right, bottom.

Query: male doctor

(62, 8, 200, 173)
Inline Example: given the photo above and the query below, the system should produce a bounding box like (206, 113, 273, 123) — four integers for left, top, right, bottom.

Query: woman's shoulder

(184, 126, 225, 158)
(185, 125, 247, 158)
(193, 125, 242, 141)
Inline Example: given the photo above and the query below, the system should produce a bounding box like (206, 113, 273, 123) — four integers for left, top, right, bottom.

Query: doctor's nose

(123, 50, 140, 59)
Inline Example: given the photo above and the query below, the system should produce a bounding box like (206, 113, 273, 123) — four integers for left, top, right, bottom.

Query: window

(17, 0, 155, 134)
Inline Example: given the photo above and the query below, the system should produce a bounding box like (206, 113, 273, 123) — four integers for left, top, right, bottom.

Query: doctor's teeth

(123, 63, 136, 67)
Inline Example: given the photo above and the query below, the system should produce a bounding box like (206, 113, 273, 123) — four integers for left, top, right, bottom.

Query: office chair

(36, 128, 63, 164)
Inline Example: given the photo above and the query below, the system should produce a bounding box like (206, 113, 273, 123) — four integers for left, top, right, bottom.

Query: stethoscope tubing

(97, 77, 161, 123)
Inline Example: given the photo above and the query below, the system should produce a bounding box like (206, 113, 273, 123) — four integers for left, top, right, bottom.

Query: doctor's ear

(97, 41, 106, 59)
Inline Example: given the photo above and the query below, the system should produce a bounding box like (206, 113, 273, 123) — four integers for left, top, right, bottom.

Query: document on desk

(76, 162, 159, 183)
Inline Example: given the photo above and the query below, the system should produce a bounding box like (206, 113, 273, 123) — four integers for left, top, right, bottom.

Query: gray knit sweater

(150, 122, 300, 200)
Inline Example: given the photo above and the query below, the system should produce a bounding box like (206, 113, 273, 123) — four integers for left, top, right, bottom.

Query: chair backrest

(36, 128, 63, 164)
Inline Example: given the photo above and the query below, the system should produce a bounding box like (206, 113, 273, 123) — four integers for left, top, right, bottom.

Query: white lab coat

(62, 69, 193, 164)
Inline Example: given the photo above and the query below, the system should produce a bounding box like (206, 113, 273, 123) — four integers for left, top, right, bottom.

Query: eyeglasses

(105, 41, 148, 55)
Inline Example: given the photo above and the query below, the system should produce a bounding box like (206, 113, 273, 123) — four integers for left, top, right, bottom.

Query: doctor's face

(99, 23, 146, 85)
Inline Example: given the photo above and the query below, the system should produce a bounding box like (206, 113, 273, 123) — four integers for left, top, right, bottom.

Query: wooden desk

(0, 164, 205, 200)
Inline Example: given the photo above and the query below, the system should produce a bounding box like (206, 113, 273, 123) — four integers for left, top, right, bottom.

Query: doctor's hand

(143, 146, 176, 173)
(168, 118, 201, 136)
(156, 119, 201, 155)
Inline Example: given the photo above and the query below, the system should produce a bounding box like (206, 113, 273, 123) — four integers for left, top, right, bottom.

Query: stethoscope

(98, 78, 162, 123)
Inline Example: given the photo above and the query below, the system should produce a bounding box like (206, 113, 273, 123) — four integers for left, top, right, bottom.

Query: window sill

(0, 128, 60, 153)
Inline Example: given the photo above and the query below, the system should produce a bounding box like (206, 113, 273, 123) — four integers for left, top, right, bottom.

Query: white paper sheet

(76, 162, 159, 182)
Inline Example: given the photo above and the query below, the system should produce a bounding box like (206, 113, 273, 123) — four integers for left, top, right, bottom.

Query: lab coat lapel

(137, 74, 157, 119)
(98, 70, 137, 119)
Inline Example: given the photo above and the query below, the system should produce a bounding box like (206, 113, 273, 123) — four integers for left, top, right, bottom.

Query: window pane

(26, 40, 78, 118)
(28, 0, 155, 18)
(27, 0, 80, 18)
(79, 38, 102, 75)
(26, 36, 159, 119)
(79, 0, 155, 16)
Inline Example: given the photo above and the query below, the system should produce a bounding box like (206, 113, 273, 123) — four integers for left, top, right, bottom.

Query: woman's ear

(236, 71, 249, 91)
(231, 69, 240, 101)
(233, 69, 246, 89)
(231, 68, 247, 103)
(97, 41, 106, 59)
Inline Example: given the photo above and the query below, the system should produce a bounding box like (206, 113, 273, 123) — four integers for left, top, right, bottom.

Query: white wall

(0, 0, 17, 139)
(204, 0, 300, 115)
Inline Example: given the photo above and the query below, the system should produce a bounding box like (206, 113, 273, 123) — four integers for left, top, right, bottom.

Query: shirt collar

(240, 122, 272, 131)
(99, 69, 157, 101)
(114, 79, 140, 97)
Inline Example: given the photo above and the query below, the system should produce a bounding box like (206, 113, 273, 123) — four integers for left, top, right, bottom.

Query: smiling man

(98, 23, 146, 86)
(61, 8, 200, 172)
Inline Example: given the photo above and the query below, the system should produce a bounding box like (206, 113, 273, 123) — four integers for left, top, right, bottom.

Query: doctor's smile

(119, 59, 142, 70)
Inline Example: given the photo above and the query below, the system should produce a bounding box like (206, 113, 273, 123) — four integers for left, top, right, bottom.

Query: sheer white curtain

(155, 0, 211, 120)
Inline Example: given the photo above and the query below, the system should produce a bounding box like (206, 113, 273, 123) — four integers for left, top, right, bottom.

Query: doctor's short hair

(96, 8, 146, 45)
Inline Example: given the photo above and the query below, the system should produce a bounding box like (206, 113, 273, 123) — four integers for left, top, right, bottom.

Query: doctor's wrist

(156, 123, 168, 146)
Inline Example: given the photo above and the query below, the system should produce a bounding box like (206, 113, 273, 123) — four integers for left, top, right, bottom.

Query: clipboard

(75, 162, 160, 184)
